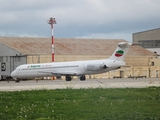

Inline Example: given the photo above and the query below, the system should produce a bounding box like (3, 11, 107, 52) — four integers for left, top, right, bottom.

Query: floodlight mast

(48, 17, 57, 62)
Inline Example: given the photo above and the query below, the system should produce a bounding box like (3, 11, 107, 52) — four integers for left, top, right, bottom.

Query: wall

(26, 54, 160, 79)
(133, 29, 160, 43)
(55, 55, 109, 62)
(0, 43, 21, 56)
(62, 66, 160, 79)
(0, 56, 26, 78)
(27, 55, 51, 64)
(150, 58, 160, 66)
(125, 56, 151, 66)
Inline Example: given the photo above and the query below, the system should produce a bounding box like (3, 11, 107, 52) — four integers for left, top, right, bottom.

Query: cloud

(0, 0, 160, 41)
(76, 32, 132, 42)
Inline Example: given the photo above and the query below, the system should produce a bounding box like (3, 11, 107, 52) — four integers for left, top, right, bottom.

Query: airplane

(11, 42, 132, 81)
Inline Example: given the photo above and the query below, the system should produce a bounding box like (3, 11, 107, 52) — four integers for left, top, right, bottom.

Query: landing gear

(80, 75, 86, 81)
(66, 75, 72, 81)
(65, 75, 86, 81)
(14, 78, 20, 83)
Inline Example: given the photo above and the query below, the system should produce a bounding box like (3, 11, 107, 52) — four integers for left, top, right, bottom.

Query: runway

(0, 78, 160, 91)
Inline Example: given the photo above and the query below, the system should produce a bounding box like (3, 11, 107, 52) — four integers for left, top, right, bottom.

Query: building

(0, 36, 159, 80)
(133, 28, 160, 55)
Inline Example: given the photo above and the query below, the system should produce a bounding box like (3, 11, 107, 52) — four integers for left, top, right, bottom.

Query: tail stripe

(108, 42, 131, 61)
(115, 50, 124, 57)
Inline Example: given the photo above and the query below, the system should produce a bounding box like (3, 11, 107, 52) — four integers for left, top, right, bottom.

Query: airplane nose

(11, 70, 16, 78)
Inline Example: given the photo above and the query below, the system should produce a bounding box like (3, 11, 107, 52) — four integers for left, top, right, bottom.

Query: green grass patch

(0, 87, 160, 120)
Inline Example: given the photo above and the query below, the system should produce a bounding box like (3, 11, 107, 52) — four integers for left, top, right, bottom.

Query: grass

(0, 87, 160, 120)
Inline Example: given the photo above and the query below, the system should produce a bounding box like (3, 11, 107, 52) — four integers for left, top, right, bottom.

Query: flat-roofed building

(133, 28, 160, 55)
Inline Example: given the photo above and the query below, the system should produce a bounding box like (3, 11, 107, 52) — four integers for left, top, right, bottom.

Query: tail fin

(108, 42, 132, 61)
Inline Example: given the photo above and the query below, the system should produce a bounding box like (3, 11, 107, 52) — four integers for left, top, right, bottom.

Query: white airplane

(11, 42, 131, 81)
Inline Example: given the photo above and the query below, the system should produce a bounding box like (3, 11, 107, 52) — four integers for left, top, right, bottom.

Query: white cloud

(51, 0, 160, 26)
(77, 32, 132, 42)
(0, 0, 160, 39)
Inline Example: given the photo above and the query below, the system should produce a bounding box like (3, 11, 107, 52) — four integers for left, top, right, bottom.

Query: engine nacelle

(85, 63, 107, 71)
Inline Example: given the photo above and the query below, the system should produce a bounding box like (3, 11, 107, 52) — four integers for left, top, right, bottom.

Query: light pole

(48, 17, 57, 62)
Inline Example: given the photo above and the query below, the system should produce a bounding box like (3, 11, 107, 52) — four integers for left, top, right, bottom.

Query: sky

(0, 0, 160, 42)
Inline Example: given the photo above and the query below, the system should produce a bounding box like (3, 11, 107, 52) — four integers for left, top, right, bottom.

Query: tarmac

(0, 78, 160, 91)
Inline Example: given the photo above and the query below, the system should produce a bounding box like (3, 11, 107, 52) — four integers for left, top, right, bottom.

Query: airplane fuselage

(11, 59, 124, 79)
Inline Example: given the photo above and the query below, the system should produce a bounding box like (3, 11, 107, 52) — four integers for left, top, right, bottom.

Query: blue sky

(0, 0, 160, 41)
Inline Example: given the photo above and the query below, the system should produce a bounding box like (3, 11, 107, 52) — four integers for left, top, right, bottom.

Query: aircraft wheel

(80, 75, 86, 81)
(66, 75, 72, 81)
(15, 78, 20, 83)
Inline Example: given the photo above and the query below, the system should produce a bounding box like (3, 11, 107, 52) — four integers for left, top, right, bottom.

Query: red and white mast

(48, 17, 57, 62)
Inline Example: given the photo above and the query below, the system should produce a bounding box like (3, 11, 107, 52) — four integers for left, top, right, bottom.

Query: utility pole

(48, 17, 57, 62)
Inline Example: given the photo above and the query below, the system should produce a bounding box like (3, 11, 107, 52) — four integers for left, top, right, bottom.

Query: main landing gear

(66, 75, 72, 81)
(65, 75, 86, 81)
(80, 75, 86, 81)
